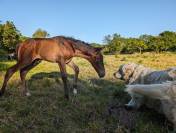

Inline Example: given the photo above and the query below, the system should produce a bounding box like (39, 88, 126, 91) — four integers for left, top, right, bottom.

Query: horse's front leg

(67, 61, 79, 94)
(58, 60, 69, 100)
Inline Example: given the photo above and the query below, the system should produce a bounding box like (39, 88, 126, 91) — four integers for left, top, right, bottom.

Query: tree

(159, 31, 176, 51)
(125, 38, 147, 54)
(104, 31, 176, 54)
(1, 21, 21, 52)
(104, 34, 125, 54)
(91, 43, 102, 47)
(149, 36, 166, 53)
(103, 34, 112, 44)
(0, 22, 3, 48)
(111, 34, 124, 53)
(139, 34, 153, 43)
(19, 35, 29, 42)
(32, 28, 50, 38)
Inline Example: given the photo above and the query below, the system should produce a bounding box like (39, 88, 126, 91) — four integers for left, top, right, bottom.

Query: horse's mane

(53, 36, 89, 46)
(53, 36, 95, 53)
(62, 36, 89, 45)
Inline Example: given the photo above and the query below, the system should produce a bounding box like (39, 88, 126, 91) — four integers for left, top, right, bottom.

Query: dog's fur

(114, 63, 176, 84)
(126, 82, 176, 130)
(114, 63, 176, 130)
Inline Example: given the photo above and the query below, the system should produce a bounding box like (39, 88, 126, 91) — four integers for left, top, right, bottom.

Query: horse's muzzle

(98, 72, 105, 78)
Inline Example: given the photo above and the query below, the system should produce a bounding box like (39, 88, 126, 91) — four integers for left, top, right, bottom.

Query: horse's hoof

(26, 92, 31, 97)
(73, 88, 77, 95)
(124, 104, 134, 110)
(65, 95, 69, 100)
(0, 91, 4, 96)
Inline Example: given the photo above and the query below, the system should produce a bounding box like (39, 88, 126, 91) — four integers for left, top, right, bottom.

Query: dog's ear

(122, 63, 136, 73)
(168, 68, 176, 79)
(121, 63, 139, 84)
(122, 64, 133, 81)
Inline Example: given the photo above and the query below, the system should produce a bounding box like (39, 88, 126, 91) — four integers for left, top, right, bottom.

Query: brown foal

(0, 36, 105, 99)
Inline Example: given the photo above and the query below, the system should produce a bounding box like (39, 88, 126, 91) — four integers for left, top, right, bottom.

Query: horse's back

(17, 38, 74, 63)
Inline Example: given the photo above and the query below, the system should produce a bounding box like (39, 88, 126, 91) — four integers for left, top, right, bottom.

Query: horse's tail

(15, 43, 22, 61)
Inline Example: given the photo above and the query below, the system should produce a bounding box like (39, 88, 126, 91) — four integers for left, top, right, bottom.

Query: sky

(0, 0, 176, 43)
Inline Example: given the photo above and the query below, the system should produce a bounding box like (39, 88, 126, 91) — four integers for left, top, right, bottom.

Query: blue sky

(0, 0, 176, 43)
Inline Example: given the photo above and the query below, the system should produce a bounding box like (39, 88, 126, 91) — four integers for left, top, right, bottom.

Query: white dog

(114, 63, 176, 130)
(126, 81, 176, 130)
(114, 63, 176, 84)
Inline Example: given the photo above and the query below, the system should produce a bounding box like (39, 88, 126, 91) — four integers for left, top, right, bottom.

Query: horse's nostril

(99, 72, 105, 78)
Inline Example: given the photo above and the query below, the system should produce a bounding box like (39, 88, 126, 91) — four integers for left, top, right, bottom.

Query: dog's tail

(125, 82, 172, 100)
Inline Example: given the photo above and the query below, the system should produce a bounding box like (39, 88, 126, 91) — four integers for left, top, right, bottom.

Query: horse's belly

(40, 52, 59, 63)
(37, 42, 74, 63)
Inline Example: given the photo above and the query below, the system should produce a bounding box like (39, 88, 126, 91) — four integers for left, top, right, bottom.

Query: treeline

(1, 21, 176, 56)
(0, 21, 27, 53)
(102, 32, 176, 54)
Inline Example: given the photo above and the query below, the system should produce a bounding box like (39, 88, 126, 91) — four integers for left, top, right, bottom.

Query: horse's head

(88, 47, 105, 78)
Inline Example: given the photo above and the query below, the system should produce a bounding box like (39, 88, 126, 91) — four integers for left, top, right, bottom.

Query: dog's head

(113, 63, 138, 83)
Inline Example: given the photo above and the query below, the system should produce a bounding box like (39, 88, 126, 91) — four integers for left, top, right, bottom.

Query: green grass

(0, 52, 175, 132)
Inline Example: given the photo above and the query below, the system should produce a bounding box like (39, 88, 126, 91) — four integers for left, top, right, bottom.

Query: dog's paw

(0, 91, 4, 97)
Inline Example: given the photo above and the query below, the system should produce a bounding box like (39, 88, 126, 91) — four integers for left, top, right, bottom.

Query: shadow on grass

(25, 71, 128, 131)
(0, 71, 171, 132)
(29, 71, 127, 101)
(29, 71, 171, 131)
(29, 72, 143, 130)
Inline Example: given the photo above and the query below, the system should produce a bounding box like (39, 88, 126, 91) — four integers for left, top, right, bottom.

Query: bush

(0, 49, 7, 55)
(0, 49, 8, 60)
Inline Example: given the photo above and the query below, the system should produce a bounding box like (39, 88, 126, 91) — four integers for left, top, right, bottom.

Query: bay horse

(0, 36, 105, 99)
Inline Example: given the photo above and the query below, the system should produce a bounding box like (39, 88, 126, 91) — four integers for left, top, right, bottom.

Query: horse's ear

(95, 47, 104, 53)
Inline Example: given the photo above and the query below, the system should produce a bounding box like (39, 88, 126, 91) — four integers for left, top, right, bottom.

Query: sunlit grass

(0, 52, 175, 132)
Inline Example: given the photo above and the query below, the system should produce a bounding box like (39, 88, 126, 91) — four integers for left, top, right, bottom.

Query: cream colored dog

(126, 81, 176, 130)
(114, 63, 176, 129)
(114, 63, 176, 84)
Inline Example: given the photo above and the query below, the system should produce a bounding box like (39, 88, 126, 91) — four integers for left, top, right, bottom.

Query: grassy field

(0, 52, 176, 133)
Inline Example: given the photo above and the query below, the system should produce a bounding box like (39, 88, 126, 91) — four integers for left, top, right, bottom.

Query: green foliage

(91, 43, 102, 48)
(0, 48, 7, 55)
(1, 21, 21, 52)
(32, 28, 50, 38)
(104, 31, 176, 54)
(0, 23, 3, 47)
(19, 35, 29, 42)
(148, 36, 166, 53)
(123, 38, 147, 54)
(1, 20, 176, 55)
(159, 31, 176, 51)
(104, 34, 125, 54)
(0, 21, 47, 54)
(0, 48, 8, 60)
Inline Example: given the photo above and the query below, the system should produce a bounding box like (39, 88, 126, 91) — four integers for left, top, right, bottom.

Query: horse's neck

(73, 44, 93, 59)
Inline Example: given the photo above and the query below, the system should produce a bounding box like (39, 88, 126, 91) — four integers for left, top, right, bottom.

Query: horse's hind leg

(67, 61, 79, 94)
(20, 59, 41, 96)
(58, 59, 69, 100)
(0, 63, 21, 96)
(0, 58, 37, 96)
